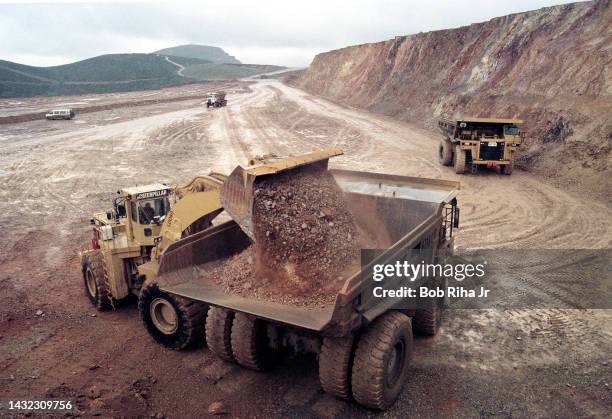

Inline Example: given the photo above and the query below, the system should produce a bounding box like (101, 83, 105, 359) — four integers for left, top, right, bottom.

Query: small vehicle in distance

(45, 109, 75, 120)
(206, 92, 227, 108)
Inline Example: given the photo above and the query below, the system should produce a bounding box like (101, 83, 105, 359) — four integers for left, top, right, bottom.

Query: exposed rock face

(295, 0, 611, 196)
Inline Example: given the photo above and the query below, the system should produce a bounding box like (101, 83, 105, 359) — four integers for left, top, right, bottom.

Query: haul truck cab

(438, 117, 525, 175)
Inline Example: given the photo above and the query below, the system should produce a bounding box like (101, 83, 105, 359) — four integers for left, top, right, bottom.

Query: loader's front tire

(206, 307, 235, 362)
(453, 145, 466, 174)
(439, 140, 453, 166)
(319, 336, 355, 400)
(231, 313, 273, 371)
(139, 284, 206, 350)
(82, 250, 111, 311)
(351, 311, 413, 410)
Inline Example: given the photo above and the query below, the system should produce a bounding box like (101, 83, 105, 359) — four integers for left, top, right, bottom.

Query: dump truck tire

(453, 145, 466, 174)
(231, 313, 273, 371)
(82, 250, 112, 311)
(501, 160, 514, 175)
(206, 307, 235, 362)
(439, 140, 453, 166)
(319, 336, 355, 400)
(351, 311, 413, 410)
(139, 284, 206, 350)
(413, 298, 443, 336)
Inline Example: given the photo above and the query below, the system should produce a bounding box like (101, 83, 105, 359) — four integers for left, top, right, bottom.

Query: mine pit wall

(294, 0, 611, 198)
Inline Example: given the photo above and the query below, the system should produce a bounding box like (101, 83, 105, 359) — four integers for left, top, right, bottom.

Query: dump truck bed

(159, 169, 459, 335)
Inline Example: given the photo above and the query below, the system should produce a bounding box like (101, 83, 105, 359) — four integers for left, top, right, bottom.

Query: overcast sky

(0, 0, 582, 67)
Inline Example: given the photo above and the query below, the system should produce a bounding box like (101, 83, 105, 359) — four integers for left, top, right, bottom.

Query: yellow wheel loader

(438, 117, 525, 175)
(79, 174, 226, 310)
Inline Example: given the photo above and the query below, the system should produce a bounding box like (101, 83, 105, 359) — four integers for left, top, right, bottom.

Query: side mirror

(116, 204, 126, 217)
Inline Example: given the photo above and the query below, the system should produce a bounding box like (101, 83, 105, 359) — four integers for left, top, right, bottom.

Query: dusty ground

(0, 80, 610, 418)
(0, 83, 249, 118)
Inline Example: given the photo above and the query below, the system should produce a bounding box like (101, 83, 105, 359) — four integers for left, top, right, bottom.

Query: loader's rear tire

(453, 145, 466, 174)
(439, 140, 453, 166)
(82, 250, 111, 311)
(413, 298, 443, 336)
(231, 313, 273, 371)
(206, 307, 235, 362)
(319, 336, 355, 400)
(351, 311, 413, 410)
(139, 284, 206, 350)
(501, 160, 514, 175)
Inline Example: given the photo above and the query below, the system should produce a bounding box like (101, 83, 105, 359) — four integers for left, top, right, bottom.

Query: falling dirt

(252, 166, 361, 289)
(204, 164, 364, 307)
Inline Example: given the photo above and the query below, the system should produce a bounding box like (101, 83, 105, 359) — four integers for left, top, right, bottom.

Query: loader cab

(120, 184, 173, 247)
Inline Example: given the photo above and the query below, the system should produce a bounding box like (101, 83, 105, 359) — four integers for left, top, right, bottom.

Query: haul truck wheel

(413, 298, 443, 336)
(206, 307, 235, 362)
(319, 336, 355, 400)
(82, 250, 111, 311)
(351, 311, 413, 410)
(438, 140, 453, 166)
(231, 313, 273, 371)
(501, 159, 514, 175)
(139, 284, 206, 350)
(453, 145, 466, 174)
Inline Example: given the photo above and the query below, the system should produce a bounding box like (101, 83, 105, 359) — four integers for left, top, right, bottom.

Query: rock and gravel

(206, 165, 363, 307)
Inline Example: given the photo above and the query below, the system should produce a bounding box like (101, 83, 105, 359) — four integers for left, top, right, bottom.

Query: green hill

(181, 63, 286, 81)
(0, 54, 188, 98)
(154, 44, 241, 64)
(0, 49, 286, 98)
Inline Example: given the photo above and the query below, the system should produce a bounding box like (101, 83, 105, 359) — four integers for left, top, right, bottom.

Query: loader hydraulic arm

(153, 174, 226, 259)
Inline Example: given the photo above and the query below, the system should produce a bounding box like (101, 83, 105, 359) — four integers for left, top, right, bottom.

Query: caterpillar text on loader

(125, 149, 461, 410)
(438, 117, 524, 175)
(80, 174, 226, 310)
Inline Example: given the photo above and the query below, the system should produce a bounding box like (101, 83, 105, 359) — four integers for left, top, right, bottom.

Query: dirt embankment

(293, 0, 611, 198)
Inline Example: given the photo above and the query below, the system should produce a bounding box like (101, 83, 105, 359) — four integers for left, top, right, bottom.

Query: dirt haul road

(0, 80, 610, 418)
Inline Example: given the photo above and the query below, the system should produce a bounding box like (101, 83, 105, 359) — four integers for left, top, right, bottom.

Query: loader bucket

(219, 148, 343, 240)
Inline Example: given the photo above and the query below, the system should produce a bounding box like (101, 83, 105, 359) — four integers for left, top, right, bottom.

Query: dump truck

(438, 117, 524, 175)
(128, 149, 460, 410)
(206, 91, 227, 108)
(45, 108, 74, 120)
(80, 174, 226, 309)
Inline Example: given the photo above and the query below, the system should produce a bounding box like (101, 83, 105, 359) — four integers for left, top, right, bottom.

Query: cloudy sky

(0, 0, 581, 67)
